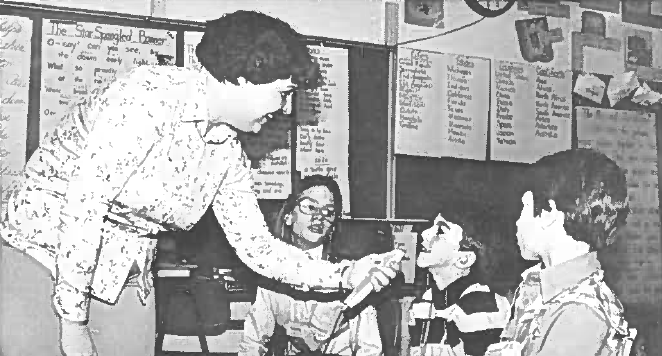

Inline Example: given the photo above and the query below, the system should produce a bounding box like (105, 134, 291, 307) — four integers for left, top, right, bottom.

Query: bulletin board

(0, 2, 390, 219)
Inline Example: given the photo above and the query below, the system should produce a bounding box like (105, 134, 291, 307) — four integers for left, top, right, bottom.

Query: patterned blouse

(0, 65, 352, 322)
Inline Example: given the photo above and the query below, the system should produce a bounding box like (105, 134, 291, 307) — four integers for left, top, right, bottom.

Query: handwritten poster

(395, 48, 490, 160)
(491, 61, 572, 163)
(0, 16, 32, 211)
(251, 149, 292, 199)
(296, 46, 350, 215)
(39, 19, 176, 139)
(183, 31, 203, 71)
(577, 107, 661, 304)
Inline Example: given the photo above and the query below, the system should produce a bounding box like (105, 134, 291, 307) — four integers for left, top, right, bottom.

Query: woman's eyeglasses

(297, 199, 335, 219)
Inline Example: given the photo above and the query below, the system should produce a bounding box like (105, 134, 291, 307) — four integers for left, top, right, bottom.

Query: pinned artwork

(517, 0, 570, 18)
(571, 11, 621, 74)
(622, 0, 662, 30)
(515, 17, 564, 63)
(404, 0, 444, 28)
(623, 27, 662, 82)
(579, 0, 620, 14)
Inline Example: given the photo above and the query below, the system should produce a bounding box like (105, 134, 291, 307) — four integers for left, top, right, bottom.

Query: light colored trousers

(0, 245, 155, 356)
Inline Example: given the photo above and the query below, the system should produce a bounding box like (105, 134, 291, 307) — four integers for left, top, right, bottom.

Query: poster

(0, 15, 32, 212)
(577, 107, 661, 304)
(184, 31, 203, 71)
(40, 19, 176, 139)
(296, 46, 351, 216)
(395, 48, 490, 161)
(491, 60, 572, 163)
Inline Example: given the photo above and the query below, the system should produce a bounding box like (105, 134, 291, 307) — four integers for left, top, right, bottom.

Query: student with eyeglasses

(240, 175, 383, 356)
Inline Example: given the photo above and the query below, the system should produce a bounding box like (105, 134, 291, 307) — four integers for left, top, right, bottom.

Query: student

(0, 11, 398, 356)
(240, 175, 382, 356)
(487, 148, 634, 356)
(408, 214, 516, 356)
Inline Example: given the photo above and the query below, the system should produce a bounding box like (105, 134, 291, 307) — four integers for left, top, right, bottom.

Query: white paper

(573, 73, 605, 104)
(40, 20, 176, 139)
(631, 82, 662, 106)
(296, 46, 350, 216)
(491, 61, 572, 163)
(251, 149, 292, 199)
(183, 31, 204, 70)
(606, 71, 640, 107)
(0, 15, 32, 211)
(576, 107, 660, 304)
(392, 224, 416, 283)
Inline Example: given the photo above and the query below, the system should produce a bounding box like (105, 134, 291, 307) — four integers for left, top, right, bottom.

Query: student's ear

(454, 251, 476, 269)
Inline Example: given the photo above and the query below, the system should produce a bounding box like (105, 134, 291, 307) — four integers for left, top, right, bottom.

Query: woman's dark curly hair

(196, 10, 324, 90)
(529, 148, 630, 251)
(198, 11, 325, 168)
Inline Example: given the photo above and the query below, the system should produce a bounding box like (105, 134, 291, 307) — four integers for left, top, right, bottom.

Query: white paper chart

(296, 46, 350, 215)
(40, 19, 176, 139)
(183, 31, 203, 71)
(0, 15, 32, 212)
(491, 60, 572, 163)
(395, 48, 490, 160)
(577, 107, 661, 304)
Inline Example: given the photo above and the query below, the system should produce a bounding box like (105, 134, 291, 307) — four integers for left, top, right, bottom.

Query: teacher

(0, 10, 398, 356)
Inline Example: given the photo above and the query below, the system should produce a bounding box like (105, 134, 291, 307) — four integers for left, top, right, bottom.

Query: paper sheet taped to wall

(0, 15, 32, 212)
(491, 60, 572, 163)
(39, 19, 176, 139)
(296, 46, 350, 216)
(577, 106, 661, 304)
(395, 48, 490, 160)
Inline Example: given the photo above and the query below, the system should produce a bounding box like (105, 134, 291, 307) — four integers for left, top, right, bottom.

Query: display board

(491, 60, 572, 163)
(39, 19, 175, 138)
(394, 47, 490, 161)
(0, 15, 32, 212)
(296, 46, 351, 216)
(577, 106, 661, 305)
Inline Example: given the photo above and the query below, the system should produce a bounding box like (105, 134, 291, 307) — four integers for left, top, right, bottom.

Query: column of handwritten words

(577, 107, 661, 304)
(40, 19, 175, 139)
(0, 16, 32, 211)
(441, 54, 490, 161)
(296, 46, 350, 215)
(395, 48, 442, 157)
(491, 61, 571, 163)
(251, 149, 292, 200)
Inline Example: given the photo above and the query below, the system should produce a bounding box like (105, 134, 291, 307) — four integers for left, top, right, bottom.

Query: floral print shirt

(0, 65, 351, 322)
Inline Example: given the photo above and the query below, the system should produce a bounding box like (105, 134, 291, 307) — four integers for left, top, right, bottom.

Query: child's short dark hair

(530, 148, 630, 251)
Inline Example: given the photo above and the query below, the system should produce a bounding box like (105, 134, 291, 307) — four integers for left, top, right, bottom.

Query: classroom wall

(16, 0, 662, 77)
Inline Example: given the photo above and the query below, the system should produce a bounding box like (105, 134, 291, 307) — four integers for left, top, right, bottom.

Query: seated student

(240, 175, 382, 356)
(485, 148, 634, 356)
(408, 213, 517, 356)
